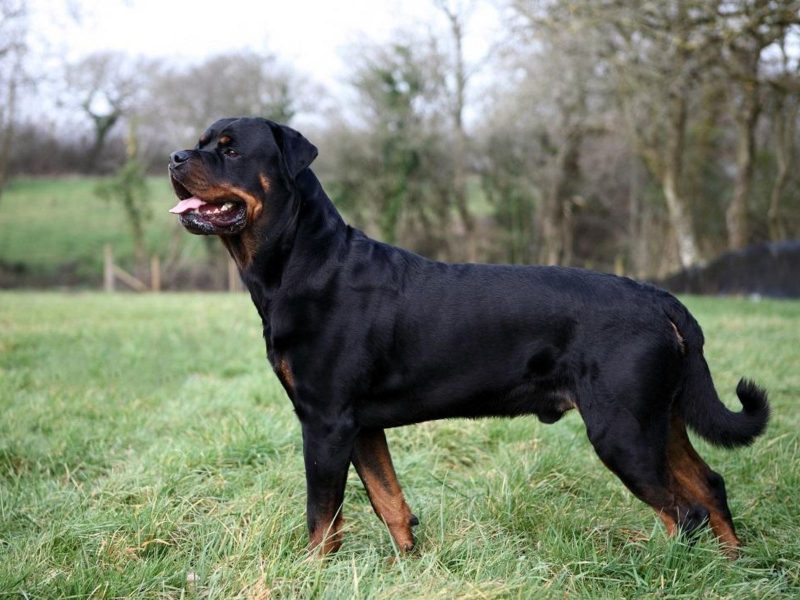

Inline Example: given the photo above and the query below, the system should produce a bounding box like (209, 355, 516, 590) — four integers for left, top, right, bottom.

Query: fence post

(150, 255, 161, 292)
(228, 259, 240, 292)
(104, 245, 115, 292)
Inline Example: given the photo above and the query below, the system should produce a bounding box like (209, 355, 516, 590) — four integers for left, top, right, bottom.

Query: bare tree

(435, 0, 478, 260)
(505, 1, 599, 265)
(144, 50, 307, 149)
(581, 0, 725, 268)
(719, 0, 800, 249)
(766, 24, 800, 240)
(94, 118, 150, 272)
(0, 0, 27, 200)
(64, 51, 149, 172)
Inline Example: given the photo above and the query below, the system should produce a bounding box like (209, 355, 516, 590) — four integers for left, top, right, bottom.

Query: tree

(326, 35, 459, 257)
(475, 109, 542, 264)
(506, 1, 600, 265)
(94, 118, 150, 271)
(0, 0, 27, 200)
(569, 0, 726, 268)
(435, 0, 478, 260)
(143, 50, 307, 149)
(718, 0, 800, 249)
(64, 51, 150, 172)
(765, 23, 800, 241)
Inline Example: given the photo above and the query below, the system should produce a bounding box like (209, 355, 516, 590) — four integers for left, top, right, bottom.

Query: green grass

(0, 177, 209, 283)
(1, 293, 799, 598)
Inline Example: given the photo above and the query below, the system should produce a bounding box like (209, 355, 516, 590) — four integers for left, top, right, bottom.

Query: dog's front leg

(301, 419, 356, 555)
(352, 428, 418, 551)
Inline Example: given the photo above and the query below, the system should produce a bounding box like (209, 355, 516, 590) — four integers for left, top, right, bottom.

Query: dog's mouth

(169, 174, 248, 235)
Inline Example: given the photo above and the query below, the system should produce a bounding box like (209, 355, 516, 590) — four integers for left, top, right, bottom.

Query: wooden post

(150, 255, 161, 292)
(104, 245, 115, 292)
(228, 259, 239, 292)
(112, 265, 148, 292)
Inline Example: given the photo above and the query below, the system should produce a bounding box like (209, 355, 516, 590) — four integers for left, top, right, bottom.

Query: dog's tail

(660, 293, 770, 448)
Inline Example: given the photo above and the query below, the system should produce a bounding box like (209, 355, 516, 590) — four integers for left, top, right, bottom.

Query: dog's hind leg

(580, 399, 710, 539)
(666, 416, 741, 556)
(352, 428, 418, 551)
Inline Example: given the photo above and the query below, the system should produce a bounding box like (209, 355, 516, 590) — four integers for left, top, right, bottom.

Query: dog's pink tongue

(169, 197, 206, 214)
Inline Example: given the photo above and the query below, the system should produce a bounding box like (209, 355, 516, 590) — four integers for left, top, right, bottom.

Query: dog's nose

(170, 150, 191, 167)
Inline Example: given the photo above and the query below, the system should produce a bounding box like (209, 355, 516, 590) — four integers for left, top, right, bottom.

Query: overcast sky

(29, 0, 502, 102)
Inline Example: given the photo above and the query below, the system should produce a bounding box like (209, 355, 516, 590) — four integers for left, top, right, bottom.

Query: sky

(29, 0, 502, 103)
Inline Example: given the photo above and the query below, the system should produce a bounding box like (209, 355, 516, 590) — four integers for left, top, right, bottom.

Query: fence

(102, 244, 242, 292)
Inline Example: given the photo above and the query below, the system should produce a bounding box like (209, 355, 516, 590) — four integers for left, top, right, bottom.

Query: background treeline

(1, 0, 799, 279)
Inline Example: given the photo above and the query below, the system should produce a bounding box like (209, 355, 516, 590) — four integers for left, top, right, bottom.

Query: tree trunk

(662, 169, 699, 268)
(0, 64, 18, 202)
(726, 80, 760, 250)
(768, 90, 797, 241)
(539, 126, 581, 265)
(440, 2, 476, 262)
(627, 157, 650, 277)
(662, 89, 700, 268)
(88, 110, 121, 173)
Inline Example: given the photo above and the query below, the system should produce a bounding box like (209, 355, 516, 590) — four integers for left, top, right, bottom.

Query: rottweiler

(168, 117, 769, 557)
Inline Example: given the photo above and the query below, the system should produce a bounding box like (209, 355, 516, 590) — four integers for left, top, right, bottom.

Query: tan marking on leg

(658, 511, 678, 536)
(308, 509, 344, 556)
(667, 417, 741, 555)
(276, 358, 294, 394)
(353, 429, 416, 551)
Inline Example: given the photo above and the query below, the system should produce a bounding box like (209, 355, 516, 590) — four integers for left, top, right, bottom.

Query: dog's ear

(268, 121, 318, 180)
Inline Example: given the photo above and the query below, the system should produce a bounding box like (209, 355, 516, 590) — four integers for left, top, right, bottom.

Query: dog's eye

(223, 148, 239, 158)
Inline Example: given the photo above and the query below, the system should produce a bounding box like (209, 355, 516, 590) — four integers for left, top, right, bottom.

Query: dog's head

(168, 117, 317, 237)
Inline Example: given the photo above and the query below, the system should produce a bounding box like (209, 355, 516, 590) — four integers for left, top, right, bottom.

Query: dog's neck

(231, 169, 348, 312)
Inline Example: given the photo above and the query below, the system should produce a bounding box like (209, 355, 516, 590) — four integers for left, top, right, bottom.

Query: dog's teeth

(222, 202, 234, 211)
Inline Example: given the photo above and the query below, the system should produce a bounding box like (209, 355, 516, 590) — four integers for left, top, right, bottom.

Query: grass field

(1, 293, 799, 598)
(0, 177, 209, 284)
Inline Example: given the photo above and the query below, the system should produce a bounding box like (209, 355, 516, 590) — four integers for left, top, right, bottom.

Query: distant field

(1, 293, 799, 597)
(0, 177, 209, 285)
(1, 174, 491, 288)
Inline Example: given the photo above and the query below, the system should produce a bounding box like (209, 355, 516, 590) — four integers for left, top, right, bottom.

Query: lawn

(0, 177, 210, 284)
(0, 293, 799, 598)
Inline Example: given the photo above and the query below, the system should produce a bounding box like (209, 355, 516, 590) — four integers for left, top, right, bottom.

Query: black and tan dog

(169, 117, 769, 557)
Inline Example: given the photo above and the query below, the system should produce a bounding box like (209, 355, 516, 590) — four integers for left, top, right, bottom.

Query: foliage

(92, 116, 185, 277)
(3, 2, 800, 277)
(94, 155, 151, 266)
(324, 35, 460, 259)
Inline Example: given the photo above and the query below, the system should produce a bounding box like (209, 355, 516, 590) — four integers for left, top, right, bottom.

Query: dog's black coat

(169, 117, 769, 555)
